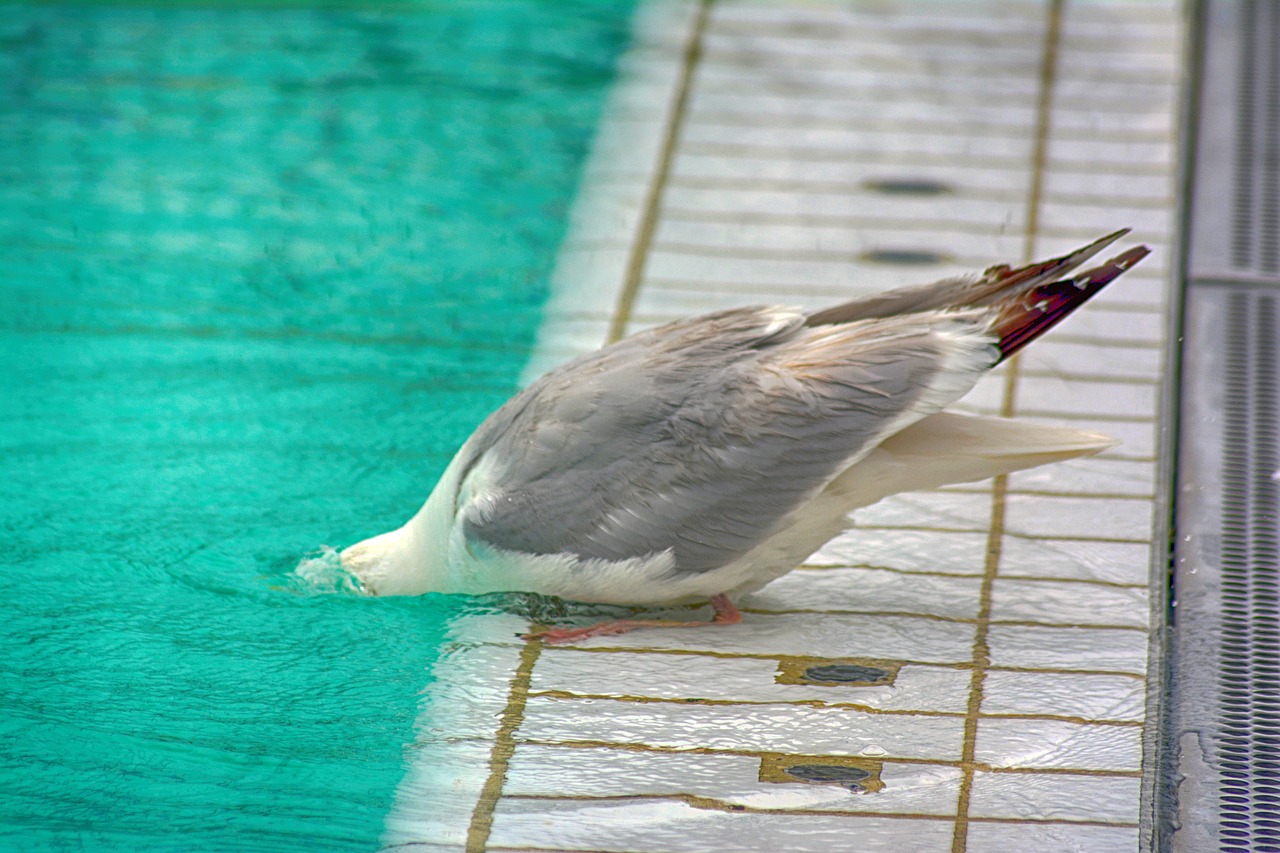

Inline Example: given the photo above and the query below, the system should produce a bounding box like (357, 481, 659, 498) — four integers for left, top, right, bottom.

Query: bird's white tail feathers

(826, 411, 1115, 508)
(724, 411, 1115, 598)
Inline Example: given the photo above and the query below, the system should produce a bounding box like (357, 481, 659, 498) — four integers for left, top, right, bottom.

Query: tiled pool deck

(386, 2, 1184, 850)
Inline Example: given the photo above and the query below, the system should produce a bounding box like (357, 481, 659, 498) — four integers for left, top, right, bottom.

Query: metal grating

(1229, 2, 1280, 274)
(1162, 0, 1280, 850)
(1216, 292, 1280, 851)
(1188, 0, 1280, 284)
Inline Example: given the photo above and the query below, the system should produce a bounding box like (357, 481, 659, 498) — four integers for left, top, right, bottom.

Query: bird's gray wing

(454, 305, 999, 576)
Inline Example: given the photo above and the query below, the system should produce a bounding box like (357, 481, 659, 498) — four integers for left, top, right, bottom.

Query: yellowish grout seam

(608, 0, 714, 345)
(951, 2, 1064, 849)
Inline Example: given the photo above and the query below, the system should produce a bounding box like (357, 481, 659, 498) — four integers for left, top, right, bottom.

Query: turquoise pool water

(0, 3, 633, 848)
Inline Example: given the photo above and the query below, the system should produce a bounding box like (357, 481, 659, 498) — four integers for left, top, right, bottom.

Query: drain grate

(1162, 0, 1280, 850)
(1228, 2, 1280, 274)
(1216, 292, 1280, 851)
(1188, 0, 1280, 285)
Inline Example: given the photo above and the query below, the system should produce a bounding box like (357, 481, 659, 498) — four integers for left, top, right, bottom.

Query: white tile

(1033, 229, 1171, 261)
(504, 743, 761, 798)
(1003, 494, 1153, 542)
(674, 146, 1036, 192)
(703, 29, 1042, 72)
(987, 624, 1149, 674)
(965, 820, 1139, 853)
(587, 116, 674, 171)
(1055, 75, 1178, 107)
(382, 740, 493, 850)
(441, 611, 533, 647)
(521, 694, 967, 761)
(981, 670, 1145, 722)
(681, 119, 1035, 160)
(989, 577, 1149, 629)
(1007, 457, 1156, 498)
(1056, 47, 1179, 81)
(491, 798, 956, 853)
(558, 183, 650, 244)
(505, 743, 964, 816)
(631, 288, 777, 323)
(755, 565, 984, 621)
(1044, 135, 1174, 168)
(970, 770, 1140, 822)
(1018, 338, 1166, 380)
(533, 648, 975, 714)
(637, 253, 952, 303)
(1038, 215, 1174, 262)
(713, 2, 1045, 33)
(521, 316, 611, 383)
(628, 285, 745, 316)
(640, 265, 923, 303)
(544, 247, 631, 306)
(396, 640, 524, 741)
(687, 90, 1042, 138)
(1039, 197, 1176, 238)
(384, 618, 527, 848)
(811, 527, 989, 576)
(659, 184, 1021, 231)
(654, 213, 1025, 258)
(1064, 0, 1180, 29)
(852, 491, 997, 534)
(1012, 377, 1159, 423)
(696, 57, 1044, 97)
(975, 718, 1142, 771)
(645, 251, 873, 290)
(1017, 414, 1157, 460)
(1050, 100, 1176, 138)
(1043, 169, 1173, 203)
(562, 609, 978, 665)
(1000, 536, 1150, 585)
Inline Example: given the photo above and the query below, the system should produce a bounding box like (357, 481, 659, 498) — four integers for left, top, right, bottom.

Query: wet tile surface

(965, 821, 1140, 853)
(969, 770, 1142, 822)
(980, 669, 1146, 721)
(974, 718, 1143, 771)
(532, 648, 976, 713)
(520, 695, 967, 760)
(504, 744, 965, 816)
(489, 799, 958, 853)
(391, 0, 1181, 849)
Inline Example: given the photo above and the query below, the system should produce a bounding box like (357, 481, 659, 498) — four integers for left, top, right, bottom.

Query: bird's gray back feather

(457, 306, 997, 575)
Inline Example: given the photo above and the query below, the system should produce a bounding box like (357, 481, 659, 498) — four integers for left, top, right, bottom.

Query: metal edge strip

(1144, 0, 1205, 849)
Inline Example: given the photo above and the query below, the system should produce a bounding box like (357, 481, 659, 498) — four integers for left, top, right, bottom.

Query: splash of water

(292, 546, 365, 596)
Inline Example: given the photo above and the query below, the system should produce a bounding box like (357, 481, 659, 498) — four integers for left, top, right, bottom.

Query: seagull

(341, 230, 1149, 644)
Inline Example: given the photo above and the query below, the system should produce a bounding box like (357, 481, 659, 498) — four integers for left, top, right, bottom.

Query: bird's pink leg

(523, 594, 742, 645)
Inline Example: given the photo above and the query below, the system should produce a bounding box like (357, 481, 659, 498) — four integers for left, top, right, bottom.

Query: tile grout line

(799, 563, 1151, 588)
(498, 792, 1142, 828)
(465, 638, 545, 853)
(529, 689, 1147, 727)
(951, 1, 1064, 849)
(608, 0, 713, 345)
(515, 737, 1145, 778)
(542, 641, 1148, 677)
(465, 6, 713, 848)
(675, 142, 1174, 174)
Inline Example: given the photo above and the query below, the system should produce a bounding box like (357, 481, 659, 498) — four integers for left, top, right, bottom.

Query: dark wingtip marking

(995, 244, 1151, 360)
